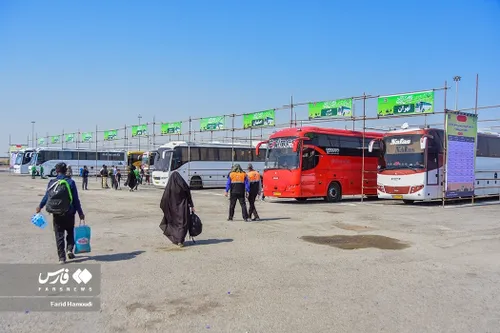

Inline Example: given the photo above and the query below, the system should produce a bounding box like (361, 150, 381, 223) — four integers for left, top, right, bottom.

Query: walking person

(246, 164, 261, 221)
(133, 166, 140, 190)
(115, 168, 122, 190)
(159, 171, 195, 247)
(36, 162, 85, 264)
(66, 165, 73, 178)
(225, 164, 250, 221)
(109, 166, 115, 189)
(100, 165, 109, 188)
(82, 166, 89, 190)
(127, 166, 137, 191)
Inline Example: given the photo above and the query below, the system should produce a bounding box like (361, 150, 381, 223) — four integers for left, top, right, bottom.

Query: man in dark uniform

(225, 164, 250, 221)
(246, 164, 261, 221)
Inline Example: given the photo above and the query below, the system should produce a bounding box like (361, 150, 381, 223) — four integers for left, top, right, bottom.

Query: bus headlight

(377, 184, 386, 193)
(410, 185, 424, 193)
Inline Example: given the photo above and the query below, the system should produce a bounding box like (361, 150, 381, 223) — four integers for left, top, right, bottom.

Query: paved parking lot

(1, 173, 500, 333)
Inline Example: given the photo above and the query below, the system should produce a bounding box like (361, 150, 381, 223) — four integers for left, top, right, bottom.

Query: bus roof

(156, 141, 259, 149)
(268, 126, 384, 139)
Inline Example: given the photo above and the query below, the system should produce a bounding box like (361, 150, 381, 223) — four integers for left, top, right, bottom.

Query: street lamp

(138, 114, 142, 151)
(453, 76, 461, 110)
(31, 121, 35, 147)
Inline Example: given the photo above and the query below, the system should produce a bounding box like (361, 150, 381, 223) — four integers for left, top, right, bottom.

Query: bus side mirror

(292, 140, 299, 152)
(420, 137, 428, 150)
(368, 140, 376, 153)
(256, 141, 267, 156)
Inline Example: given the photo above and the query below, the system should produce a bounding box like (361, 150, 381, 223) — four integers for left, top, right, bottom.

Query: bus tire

(325, 182, 342, 202)
(190, 176, 203, 190)
(402, 199, 414, 204)
(295, 198, 307, 202)
(50, 169, 56, 177)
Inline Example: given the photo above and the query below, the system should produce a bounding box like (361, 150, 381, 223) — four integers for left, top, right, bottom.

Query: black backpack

(189, 213, 203, 238)
(45, 179, 73, 215)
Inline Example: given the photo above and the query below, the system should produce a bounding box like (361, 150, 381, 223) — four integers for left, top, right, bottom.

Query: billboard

(377, 91, 434, 116)
(308, 98, 353, 119)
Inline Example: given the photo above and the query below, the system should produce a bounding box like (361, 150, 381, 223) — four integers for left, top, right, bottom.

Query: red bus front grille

(383, 186, 410, 194)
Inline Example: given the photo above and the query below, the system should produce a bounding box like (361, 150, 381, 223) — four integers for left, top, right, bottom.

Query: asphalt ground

(1, 173, 499, 333)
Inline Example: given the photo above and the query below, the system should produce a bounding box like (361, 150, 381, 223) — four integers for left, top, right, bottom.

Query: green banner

(243, 110, 275, 129)
(308, 98, 353, 119)
(104, 129, 118, 141)
(65, 133, 75, 143)
(37, 138, 45, 145)
(377, 91, 434, 116)
(81, 132, 93, 142)
(161, 122, 182, 134)
(200, 116, 225, 131)
(132, 124, 147, 137)
(51, 136, 60, 144)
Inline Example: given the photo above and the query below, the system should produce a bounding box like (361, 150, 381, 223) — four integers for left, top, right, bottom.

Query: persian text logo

(39, 268, 70, 285)
(72, 269, 92, 284)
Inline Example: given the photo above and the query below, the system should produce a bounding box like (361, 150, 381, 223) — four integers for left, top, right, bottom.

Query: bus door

(425, 134, 441, 186)
(300, 146, 321, 197)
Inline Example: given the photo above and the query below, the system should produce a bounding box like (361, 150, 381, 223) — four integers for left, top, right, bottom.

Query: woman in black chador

(159, 172, 195, 247)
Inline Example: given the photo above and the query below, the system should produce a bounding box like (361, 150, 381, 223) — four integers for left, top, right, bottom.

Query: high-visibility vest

(247, 170, 261, 183)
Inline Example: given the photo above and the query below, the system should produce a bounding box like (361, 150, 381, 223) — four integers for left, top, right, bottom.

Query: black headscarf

(159, 172, 194, 244)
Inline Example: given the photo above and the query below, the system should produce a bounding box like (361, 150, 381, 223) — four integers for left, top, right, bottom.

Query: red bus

(255, 126, 383, 202)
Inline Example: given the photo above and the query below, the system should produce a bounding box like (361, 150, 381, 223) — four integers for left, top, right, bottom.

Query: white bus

(368, 125, 500, 203)
(141, 150, 157, 172)
(30, 147, 127, 177)
(13, 148, 36, 174)
(152, 141, 267, 189)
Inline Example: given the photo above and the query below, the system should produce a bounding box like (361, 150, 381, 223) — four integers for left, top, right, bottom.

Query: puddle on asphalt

(300, 235, 410, 250)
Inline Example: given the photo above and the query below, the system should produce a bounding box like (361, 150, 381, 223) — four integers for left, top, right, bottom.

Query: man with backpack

(36, 162, 85, 264)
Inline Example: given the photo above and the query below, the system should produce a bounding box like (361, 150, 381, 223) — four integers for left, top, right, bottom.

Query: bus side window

(219, 148, 232, 161)
(477, 135, 488, 157)
(302, 148, 319, 171)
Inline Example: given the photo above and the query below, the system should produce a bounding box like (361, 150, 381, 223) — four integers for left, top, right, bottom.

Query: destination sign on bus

(268, 138, 294, 149)
(389, 138, 411, 145)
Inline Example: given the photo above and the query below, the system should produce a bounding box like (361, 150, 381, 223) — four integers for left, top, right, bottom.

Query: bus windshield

(266, 137, 300, 170)
(381, 134, 425, 170)
(15, 153, 24, 165)
(155, 148, 173, 172)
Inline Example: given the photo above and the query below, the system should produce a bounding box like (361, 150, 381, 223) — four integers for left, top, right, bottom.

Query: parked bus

(29, 147, 127, 177)
(368, 125, 500, 203)
(13, 148, 36, 174)
(152, 141, 267, 189)
(255, 126, 384, 202)
(127, 151, 144, 169)
(141, 150, 157, 172)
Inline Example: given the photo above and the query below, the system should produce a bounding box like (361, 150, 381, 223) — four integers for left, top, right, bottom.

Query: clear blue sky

(1, 0, 500, 151)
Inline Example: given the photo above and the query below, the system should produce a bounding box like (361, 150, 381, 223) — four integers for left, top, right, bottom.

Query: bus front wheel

(50, 169, 56, 177)
(325, 182, 342, 202)
(403, 199, 414, 204)
(189, 176, 203, 190)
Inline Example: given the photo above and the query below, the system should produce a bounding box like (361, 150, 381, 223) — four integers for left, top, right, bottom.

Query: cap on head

(55, 162, 67, 174)
(247, 163, 253, 170)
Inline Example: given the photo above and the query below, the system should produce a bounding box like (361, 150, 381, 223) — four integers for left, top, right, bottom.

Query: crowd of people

(35, 161, 265, 261)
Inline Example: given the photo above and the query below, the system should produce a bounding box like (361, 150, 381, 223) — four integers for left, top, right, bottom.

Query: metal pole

(453, 75, 461, 110)
(31, 121, 35, 148)
(77, 129, 80, 172)
(361, 93, 366, 203)
(152, 116, 156, 149)
(138, 114, 142, 151)
(46, 132, 49, 147)
(442, 81, 448, 207)
(188, 117, 192, 177)
(352, 103, 355, 130)
(61, 130, 64, 149)
(124, 125, 127, 152)
(231, 114, 235, 165)
(472, 74, 479, 204)
(290, 95, 294, 128)
(95, 125, 98, 178)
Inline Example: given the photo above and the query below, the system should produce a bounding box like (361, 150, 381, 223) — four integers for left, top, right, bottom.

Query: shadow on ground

(71, 250, 145, 263)
(188, 238, 233, 246)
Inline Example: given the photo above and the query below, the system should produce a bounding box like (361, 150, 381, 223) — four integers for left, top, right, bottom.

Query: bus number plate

(392, 195, 403, 199)
(273, 192, 281, 196)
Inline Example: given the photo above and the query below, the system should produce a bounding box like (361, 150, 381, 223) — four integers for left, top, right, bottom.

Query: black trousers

(248, 191, 260, 219)
(229, 194, 249, 220)
(82, 177, 88, 190)
(53, 214, 75, 260)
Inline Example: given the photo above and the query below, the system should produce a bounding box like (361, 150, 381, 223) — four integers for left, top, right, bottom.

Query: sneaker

(177, 243, 184, 248)
(227, 218, 233, 221)
(58, 259, 66, 264)
(245, 218, 252, 222)
(67, 253, 75, 260)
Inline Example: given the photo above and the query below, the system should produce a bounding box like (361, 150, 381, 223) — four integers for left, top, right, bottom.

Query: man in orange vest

(246, 164, 261, 221)
(225, 164, 250, 221)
